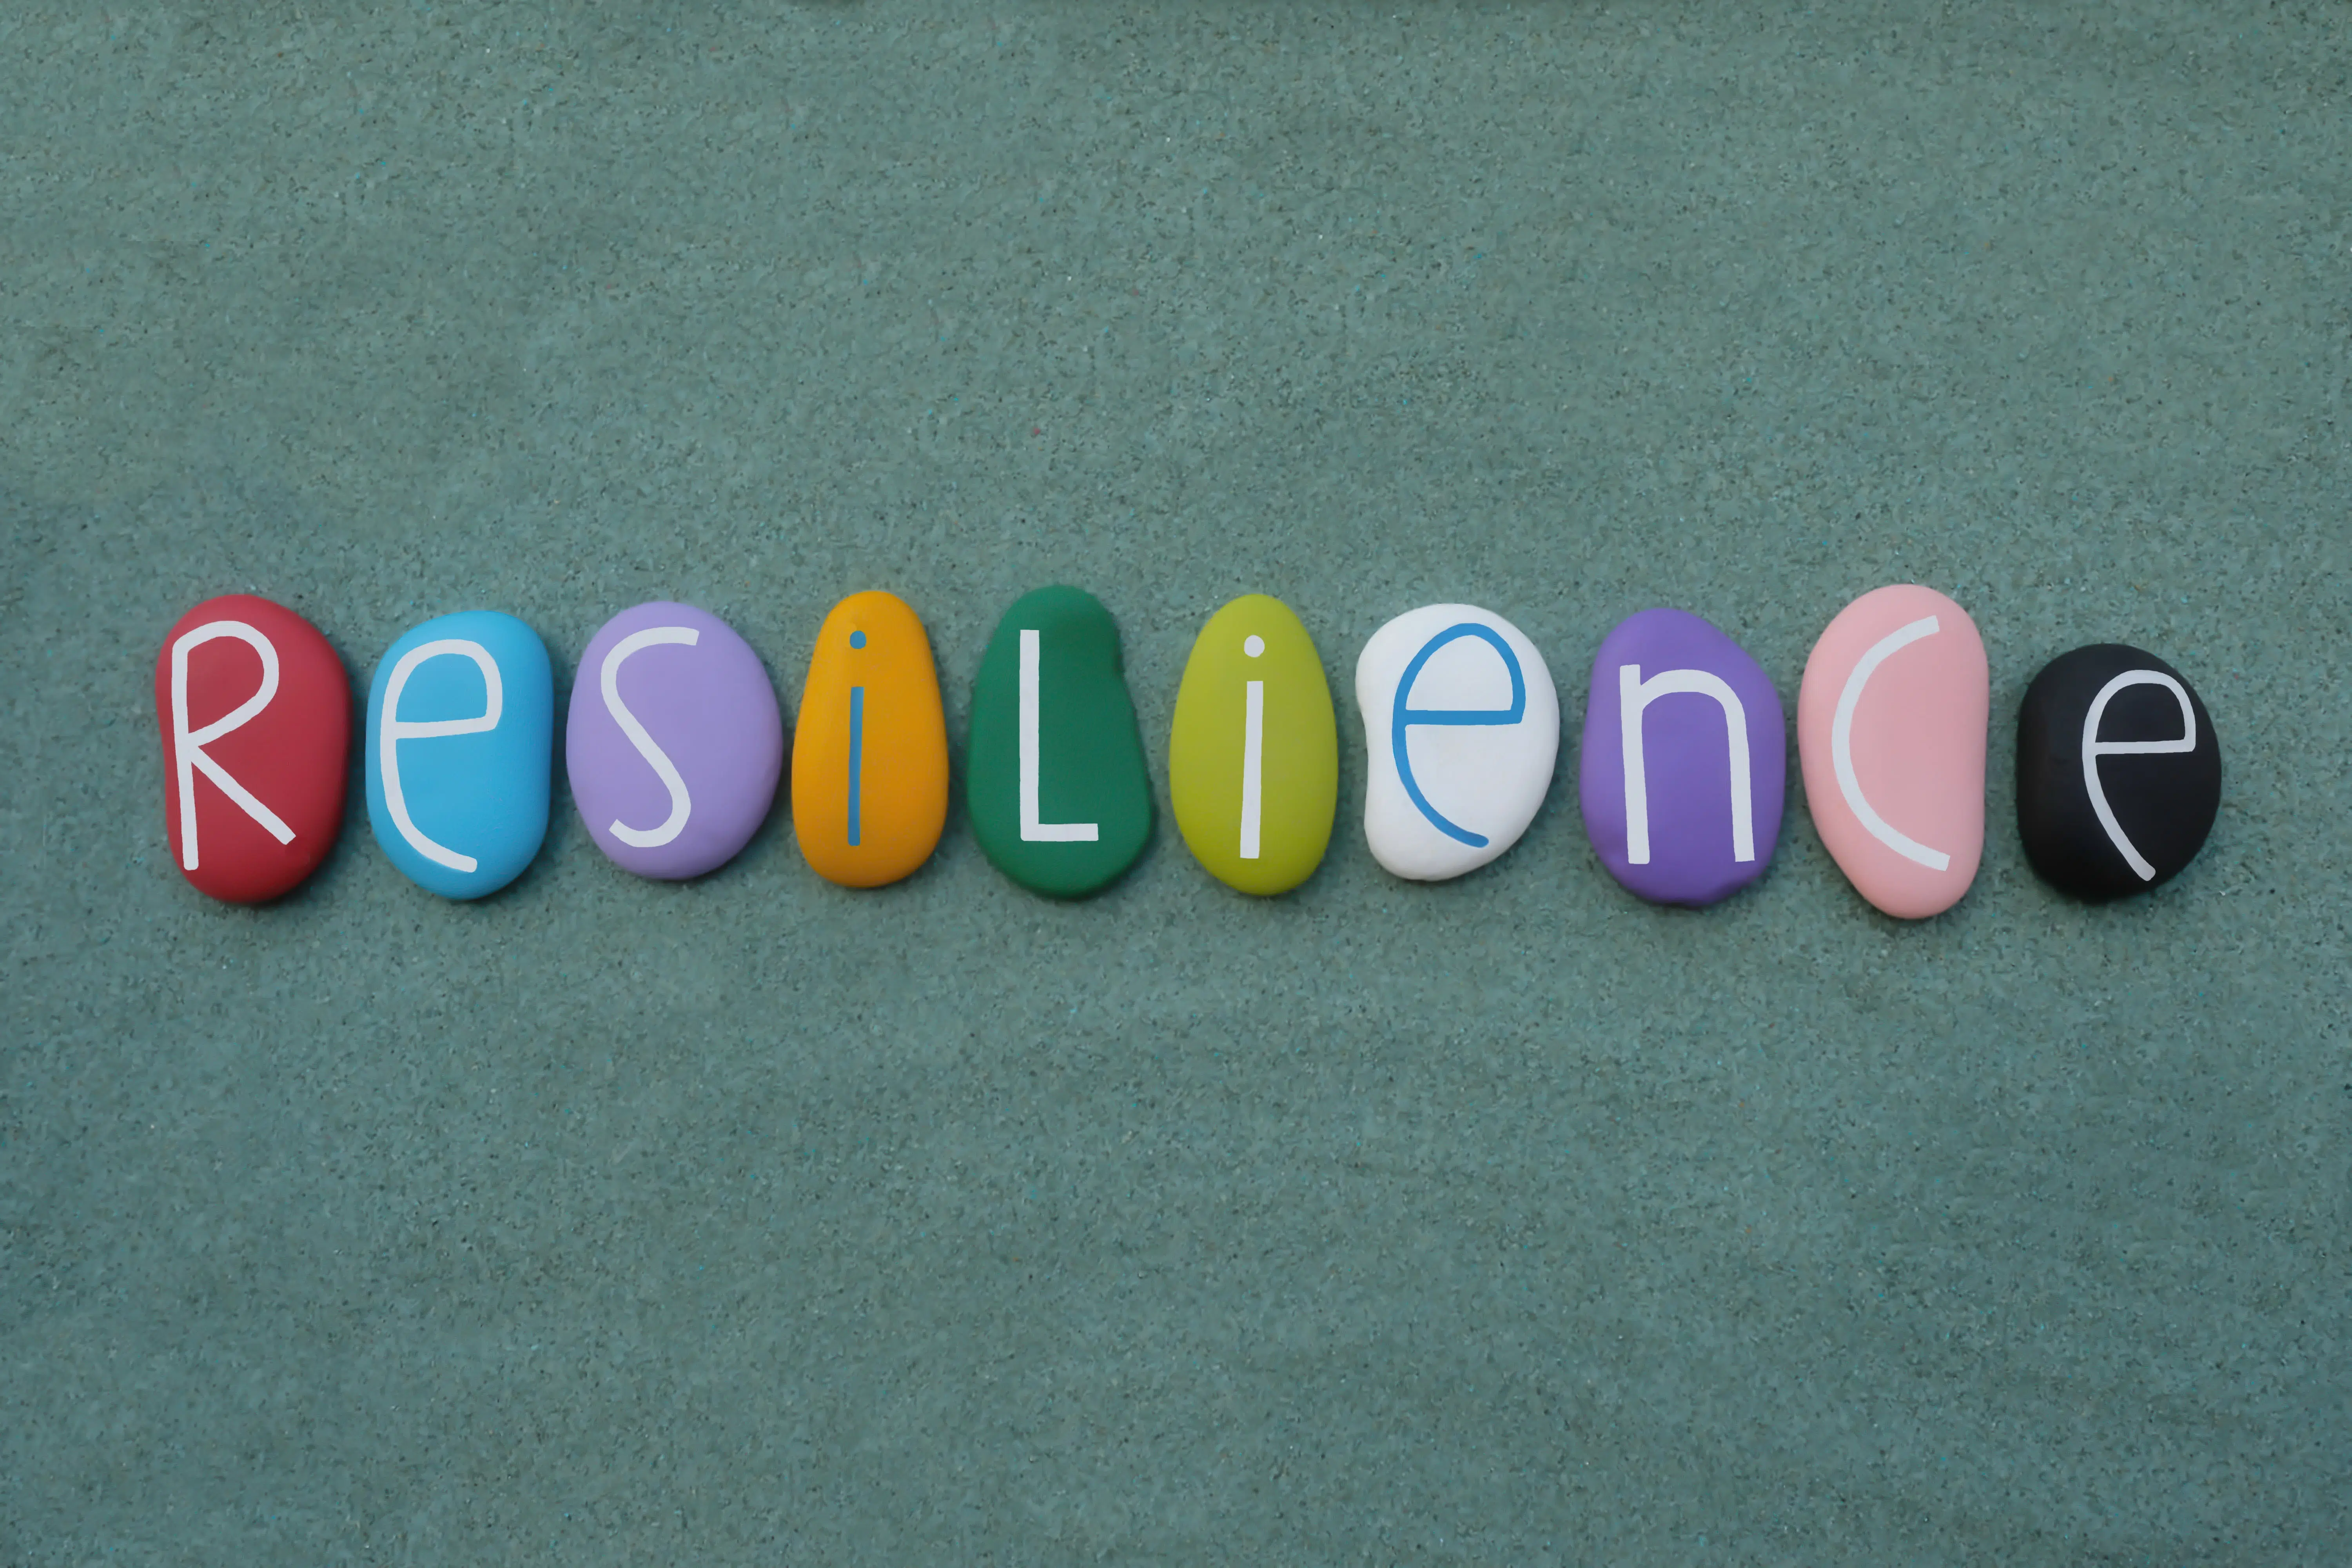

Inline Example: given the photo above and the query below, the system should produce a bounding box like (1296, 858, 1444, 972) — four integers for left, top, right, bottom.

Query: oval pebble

(1356, 604, 1560, 882)
(1169, 594, 1337, 896)
(793, 590, 950, 888)
(1579, 607, 1785, 907)
(965, 586, 1152, 898)
(2017, 643, 2220, 900)
(568, 601, 783, 881)
(153, 593, 352, 904)
(365, 610, 553, 900)
(1797, 584, 1988, 919)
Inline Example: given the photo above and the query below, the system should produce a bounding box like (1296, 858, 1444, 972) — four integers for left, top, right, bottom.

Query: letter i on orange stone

(793, 591, 951, 887)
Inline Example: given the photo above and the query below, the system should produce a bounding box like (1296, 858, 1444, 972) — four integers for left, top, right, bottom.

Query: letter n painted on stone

(1617, 665, 1754, 866)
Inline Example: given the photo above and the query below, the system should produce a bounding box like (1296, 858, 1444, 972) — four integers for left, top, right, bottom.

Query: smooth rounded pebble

(794, 590, 949, 889)
(2017, 643, 2220, 900)
(966, 586, 1152, 899)
(365, 610, 553, 900)
(1169, 593, 1338, 896)
(569, 601, 783, 881)
(1579, 607, 1785, 907)
(154, 593, 351, 904)
(1356, 604, 1559, 882)
(1797, 584, 1988, 919)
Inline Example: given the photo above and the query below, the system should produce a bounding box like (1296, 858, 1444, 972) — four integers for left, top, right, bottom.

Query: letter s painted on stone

(599, 625, 700, 849)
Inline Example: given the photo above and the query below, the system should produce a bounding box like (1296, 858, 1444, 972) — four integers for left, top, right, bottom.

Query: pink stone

(1797, 585, 1988, 919)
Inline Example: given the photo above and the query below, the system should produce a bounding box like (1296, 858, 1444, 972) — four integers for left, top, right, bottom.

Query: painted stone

(2017, 644, 2220, 900)
(568, 601, 783, 880)
(1169, 594, 1338, 895)
(1797, 585, 1989, 919)
(365, 610, 553, 900)
(1579, 608, 1786, 907)
(1356, 604, 1560, 881)
(152, 593, 352, 903)
(965, 586, 1152, 898)
(794, 590, 949, 888)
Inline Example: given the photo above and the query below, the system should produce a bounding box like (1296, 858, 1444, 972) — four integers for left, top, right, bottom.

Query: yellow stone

(793, 590, 949, 888)
(1168, 594, 1338, 895)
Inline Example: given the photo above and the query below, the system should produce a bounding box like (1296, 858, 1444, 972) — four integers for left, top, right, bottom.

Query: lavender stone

(567, 601, 784, 880)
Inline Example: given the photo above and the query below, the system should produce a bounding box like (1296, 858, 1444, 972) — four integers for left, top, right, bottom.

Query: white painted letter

(379, 639, 505, 873)
(1830, 616, 1951, 871)
(1619, 664, 1754, 866)
(171, 620, 296, 871)
(1240, 679, 1265, 860)
(600, 626, 700, 848)
(2082, 670, 2196, 882)
(1018, 628, 1099, 842)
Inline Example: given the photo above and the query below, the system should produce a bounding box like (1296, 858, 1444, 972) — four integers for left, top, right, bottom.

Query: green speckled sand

(4, 4, 2347, 1561)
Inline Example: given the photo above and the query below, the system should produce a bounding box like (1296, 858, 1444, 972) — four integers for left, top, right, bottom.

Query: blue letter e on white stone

(366, 610, 554, 899)
(1354, 603, 1561, 882)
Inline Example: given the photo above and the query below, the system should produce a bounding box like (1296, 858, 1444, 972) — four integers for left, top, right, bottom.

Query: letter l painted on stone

(1019, 628, 1098, 842)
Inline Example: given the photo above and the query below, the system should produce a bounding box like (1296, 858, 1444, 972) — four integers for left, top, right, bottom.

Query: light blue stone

(365, 610, 554, 899)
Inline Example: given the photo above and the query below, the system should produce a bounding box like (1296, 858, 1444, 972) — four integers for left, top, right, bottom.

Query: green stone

(965, 586, 1153, 898)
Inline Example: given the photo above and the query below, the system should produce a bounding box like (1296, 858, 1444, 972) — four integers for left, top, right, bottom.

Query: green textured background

(4, 3, 2347, 1562)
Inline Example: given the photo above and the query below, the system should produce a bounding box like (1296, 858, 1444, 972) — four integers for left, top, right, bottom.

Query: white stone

(1356, 604, 1560, 881)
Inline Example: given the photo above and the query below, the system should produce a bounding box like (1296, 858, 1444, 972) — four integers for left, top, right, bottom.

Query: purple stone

(1579, 608, 1786, 906)
(567, 602, 784, 879)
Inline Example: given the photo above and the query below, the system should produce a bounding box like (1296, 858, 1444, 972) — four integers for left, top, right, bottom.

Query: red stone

(153, 594, 352, 903)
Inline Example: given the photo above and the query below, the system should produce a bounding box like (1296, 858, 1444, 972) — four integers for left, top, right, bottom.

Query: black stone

(2016, 644, 2220, 900)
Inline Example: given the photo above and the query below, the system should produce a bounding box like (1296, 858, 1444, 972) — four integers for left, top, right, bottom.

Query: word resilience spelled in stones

(153, 585, 2222, 913)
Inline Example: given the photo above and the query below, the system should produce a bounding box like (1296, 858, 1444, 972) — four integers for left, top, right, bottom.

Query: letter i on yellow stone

(793, 591, 950, 887)
(1168, 594, 1338, 895)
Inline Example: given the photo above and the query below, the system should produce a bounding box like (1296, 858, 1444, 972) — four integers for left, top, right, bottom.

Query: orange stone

(792, 590, 950, 887)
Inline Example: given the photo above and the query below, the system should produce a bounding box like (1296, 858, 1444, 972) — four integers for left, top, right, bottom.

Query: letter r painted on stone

(171, 619, 298, 871)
